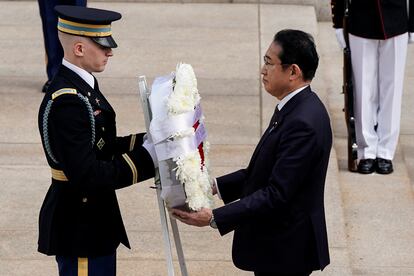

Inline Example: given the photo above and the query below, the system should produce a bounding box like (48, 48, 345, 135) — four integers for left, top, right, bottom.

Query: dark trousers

(37, 0, 87, 80)
(56, 252, 116, 276)
(254, 272, 311, 276)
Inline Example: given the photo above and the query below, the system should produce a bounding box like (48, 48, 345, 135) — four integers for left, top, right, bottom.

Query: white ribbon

(149, 74, 174, 121)
(154, 122, 207, 161)
(150, 104, 203, 144)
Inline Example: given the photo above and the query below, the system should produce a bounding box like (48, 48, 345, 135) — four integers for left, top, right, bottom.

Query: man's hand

(210, 177, 217, 195)
(171, 208, 212, 227)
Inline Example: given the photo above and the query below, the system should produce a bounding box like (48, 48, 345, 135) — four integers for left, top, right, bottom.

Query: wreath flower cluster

(167, 63, 213, 211)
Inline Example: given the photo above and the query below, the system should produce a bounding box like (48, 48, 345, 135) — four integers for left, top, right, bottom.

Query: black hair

(273, 29, 319, 81)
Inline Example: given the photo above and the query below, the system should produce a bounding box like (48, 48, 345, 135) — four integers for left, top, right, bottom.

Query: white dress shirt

(277, 85, 309, 111)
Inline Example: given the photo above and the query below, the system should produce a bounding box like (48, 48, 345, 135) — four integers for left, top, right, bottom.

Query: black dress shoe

(41, 80, 51, 93)
(376, 158, 393, 174)
(357, 158, 376, 174)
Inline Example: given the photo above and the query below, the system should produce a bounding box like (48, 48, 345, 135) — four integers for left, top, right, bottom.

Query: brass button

(82, 197, 88, 203)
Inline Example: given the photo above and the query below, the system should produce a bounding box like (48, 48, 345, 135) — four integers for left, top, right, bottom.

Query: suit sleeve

(331, 0, 344, 28)
(213, 120, 319, 236)
(50, 95, 155, 193)
(216, 169, 247, 204)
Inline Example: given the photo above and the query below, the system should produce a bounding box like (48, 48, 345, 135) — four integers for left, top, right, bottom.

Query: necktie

(92, 76, 103, 106)
(268, 105, 279, 133)
(93, 76, 99, 92)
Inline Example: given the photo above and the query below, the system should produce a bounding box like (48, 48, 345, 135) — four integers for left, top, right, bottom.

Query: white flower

(175, 63, 197, 88)
(167, 85, 195, 114)
(168, 63, 201, 115)
(170, 128, 195, 140)
(173, 152, 213, 211)
(202, 141, 211, 168)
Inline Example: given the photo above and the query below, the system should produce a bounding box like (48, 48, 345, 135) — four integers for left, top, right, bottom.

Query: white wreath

(149, 63, 213, 211)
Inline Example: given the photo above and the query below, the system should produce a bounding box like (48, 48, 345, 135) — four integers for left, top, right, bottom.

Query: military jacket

(331, 0, 414, 39)
(38, 65, 155, 257)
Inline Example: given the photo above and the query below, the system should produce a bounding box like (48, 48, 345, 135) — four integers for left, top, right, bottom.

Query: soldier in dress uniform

(38, 0, 87, 93)
(331, 0, 414, 174)
(37, 5, 156, 275)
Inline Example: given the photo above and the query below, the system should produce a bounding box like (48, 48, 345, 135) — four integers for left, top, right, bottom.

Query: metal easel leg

(155, 177, 175, 276)
(170, 217, 188, 276)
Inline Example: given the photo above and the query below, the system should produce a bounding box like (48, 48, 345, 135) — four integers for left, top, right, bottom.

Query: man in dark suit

(37, 6, 156, 275)
(172, 29, 332, 276)
(331, 0, 414, 174)
(38, 0, 87, 92)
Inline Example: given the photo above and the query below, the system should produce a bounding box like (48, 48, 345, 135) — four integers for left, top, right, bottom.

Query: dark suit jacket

(38, 65, 154, 257)
(331, 0, 414, 39)
(213, 87, 332, 273)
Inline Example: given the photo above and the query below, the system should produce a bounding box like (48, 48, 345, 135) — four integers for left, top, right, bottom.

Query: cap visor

(91, 36, 117, 48)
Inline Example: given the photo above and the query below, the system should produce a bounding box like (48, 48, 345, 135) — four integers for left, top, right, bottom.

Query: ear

(73, 42, 84, 57)
(289, 64, 302, 81)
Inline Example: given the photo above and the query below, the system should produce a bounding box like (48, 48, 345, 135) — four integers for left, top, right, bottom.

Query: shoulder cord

(42, 94, 95, 164)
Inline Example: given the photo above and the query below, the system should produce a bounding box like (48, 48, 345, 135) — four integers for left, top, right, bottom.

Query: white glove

(409, 32, 414, 44)
(142, 134, 158, 168)
(335, 28, 347, 49)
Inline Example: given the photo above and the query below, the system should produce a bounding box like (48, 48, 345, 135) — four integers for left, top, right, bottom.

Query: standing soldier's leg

(38, 0, 61, 89)
(376, 32, 408, 172)
(349, 34, 379, 172)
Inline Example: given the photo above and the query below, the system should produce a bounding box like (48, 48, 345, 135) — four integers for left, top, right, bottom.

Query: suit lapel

(247, 87, 312, 170)
(277, 86, 312, 121)
(249, 107, 281, 168)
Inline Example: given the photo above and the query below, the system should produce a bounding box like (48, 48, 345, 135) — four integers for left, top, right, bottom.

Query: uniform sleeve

(213, 120, 319, 236)
(49, 95, 155, 193)
(331, 0, 345, 28)
(115, 133, 145, 154)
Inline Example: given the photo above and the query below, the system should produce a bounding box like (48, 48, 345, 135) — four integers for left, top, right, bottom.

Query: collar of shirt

(277, 85, 309, 111)
(62, 59, 95, 89)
